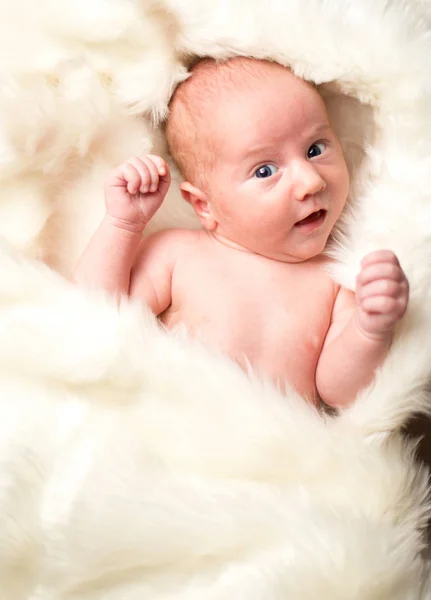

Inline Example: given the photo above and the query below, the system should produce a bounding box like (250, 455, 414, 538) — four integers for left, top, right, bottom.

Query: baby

(74, 57, 409, 407)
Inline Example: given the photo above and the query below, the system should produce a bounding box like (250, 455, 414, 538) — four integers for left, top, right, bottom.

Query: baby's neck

(206, 231, 255, 255)
(204, 230, 320, 265)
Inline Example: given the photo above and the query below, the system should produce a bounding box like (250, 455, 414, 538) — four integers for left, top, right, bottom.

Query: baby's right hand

(105, 155, 171, 232)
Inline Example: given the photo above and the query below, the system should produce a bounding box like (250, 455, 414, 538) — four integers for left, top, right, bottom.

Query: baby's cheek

(334, 160, 350, 206)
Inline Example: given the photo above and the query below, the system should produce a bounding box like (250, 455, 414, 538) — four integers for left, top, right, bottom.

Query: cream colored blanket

(0, 0, 431, 598)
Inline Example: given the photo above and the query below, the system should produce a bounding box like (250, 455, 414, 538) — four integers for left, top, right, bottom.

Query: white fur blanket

(0, 0, 431, 598)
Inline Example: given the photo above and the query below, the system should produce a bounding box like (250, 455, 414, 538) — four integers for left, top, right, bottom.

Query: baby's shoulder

(300, 256, 342, 306)
(134, 228, 203, 272)
(305, 255, 337, 284)
(143, 227, 201, 253)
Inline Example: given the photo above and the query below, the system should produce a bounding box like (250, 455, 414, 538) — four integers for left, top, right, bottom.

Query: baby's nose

(291, 161, 326, 201)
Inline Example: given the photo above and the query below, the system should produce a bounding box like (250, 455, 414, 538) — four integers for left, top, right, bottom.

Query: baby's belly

(162, 308, 327, 402)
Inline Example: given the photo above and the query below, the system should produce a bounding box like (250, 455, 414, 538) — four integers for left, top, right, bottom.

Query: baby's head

(166, 57, 349, 263)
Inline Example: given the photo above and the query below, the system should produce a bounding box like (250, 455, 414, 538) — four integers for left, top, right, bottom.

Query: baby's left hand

(355, 250, 409, 340)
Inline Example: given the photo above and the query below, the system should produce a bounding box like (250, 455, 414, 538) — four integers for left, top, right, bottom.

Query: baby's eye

(254, 164, 278, 178)
(307, 142, 326, 159)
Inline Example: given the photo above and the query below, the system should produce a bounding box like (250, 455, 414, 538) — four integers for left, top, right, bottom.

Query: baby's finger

(357, 262, 404, 287)
(127, 157, 158, 193)
(360, 312, 399, 336)
(122, 164, 142, 195)
(128, 159, 152, 193)
(360, 250, 399, 268)
(361, 295, 399, 314)
(146, 155, 170, 180)
(132, 156, 159, 192)
(357, 278, 405, 301)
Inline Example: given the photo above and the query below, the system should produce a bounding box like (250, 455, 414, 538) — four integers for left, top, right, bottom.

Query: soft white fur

(0, 0, 431, 598)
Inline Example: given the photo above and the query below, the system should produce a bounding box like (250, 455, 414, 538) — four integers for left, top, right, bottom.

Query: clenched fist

(355, 250, 409, 340)
(105, 155, 171, 232)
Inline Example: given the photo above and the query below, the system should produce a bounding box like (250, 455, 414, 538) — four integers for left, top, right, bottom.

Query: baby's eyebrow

(307, 123, 332, 138)
(241, 144, 277, 160)
(239, 122, 333, 163)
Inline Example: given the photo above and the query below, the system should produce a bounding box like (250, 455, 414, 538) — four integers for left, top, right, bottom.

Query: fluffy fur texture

(0, 0, 431, 597)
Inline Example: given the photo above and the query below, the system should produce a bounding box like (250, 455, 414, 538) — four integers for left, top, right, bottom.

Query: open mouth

(294, 209, 327, 228)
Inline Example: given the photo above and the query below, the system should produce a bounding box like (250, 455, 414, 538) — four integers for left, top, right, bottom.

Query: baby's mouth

(294, 209, 326, 228)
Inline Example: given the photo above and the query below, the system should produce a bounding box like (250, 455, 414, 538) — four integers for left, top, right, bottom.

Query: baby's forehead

(170, 57, 326, 133)
(176, 57, 288, 108)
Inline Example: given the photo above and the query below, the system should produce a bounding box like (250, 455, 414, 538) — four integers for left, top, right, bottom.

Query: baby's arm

(73, 155, 171, 307)
(316, 250, 409, 408)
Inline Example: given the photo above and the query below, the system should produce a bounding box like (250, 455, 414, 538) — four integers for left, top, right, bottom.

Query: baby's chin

(211, 232, 328, 263)
(266, 238, 330, 263)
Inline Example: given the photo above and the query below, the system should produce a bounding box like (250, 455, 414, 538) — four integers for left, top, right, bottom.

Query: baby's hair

(165, 56, 284, 187)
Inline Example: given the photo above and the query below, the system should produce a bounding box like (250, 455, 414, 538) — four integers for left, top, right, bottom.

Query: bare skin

(131, 228, 337, 400)
(74, 58, 409, 407)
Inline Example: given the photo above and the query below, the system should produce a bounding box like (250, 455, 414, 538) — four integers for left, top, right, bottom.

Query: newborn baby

(74, 57, 409, 407)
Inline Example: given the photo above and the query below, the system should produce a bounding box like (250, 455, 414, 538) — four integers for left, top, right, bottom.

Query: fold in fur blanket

(0, 0, 431, 598)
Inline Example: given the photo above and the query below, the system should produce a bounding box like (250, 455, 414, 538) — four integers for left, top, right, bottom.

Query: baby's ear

(180, 182, 217, 230)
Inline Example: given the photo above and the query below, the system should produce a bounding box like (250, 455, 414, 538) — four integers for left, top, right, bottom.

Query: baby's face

(202, 67, 349, 263)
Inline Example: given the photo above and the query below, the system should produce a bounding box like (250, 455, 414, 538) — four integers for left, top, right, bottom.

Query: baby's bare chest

(162, 249, 335, 393)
